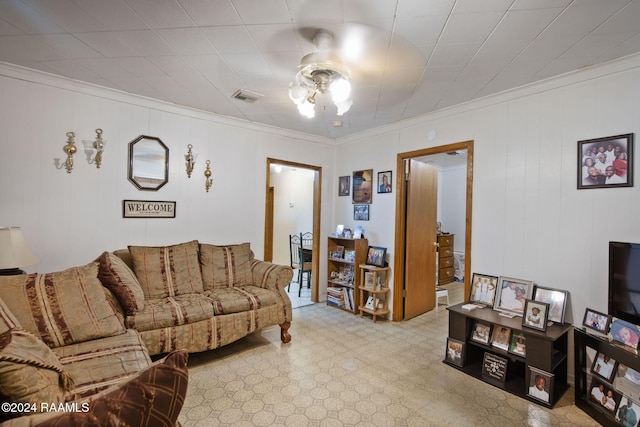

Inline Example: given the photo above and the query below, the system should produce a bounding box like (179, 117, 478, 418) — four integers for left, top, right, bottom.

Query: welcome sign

(123, 200, 176, 218)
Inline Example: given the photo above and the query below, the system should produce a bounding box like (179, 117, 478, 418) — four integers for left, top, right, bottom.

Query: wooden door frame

(392, 140, 474, 321)
(265, 158, 321, 302)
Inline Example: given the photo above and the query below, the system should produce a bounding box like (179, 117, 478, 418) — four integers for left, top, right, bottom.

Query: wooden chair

(289, 234, 312, 296)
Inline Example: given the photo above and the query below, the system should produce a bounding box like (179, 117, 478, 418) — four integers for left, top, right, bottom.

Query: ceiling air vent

(231, 89, 263, 103)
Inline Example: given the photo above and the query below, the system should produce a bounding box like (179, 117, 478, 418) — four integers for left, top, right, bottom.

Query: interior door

(404, 159, 438, 319)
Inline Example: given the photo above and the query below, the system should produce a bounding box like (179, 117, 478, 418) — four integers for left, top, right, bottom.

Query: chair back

(289, 234, 302, 269)
(300, 232, 313, 250)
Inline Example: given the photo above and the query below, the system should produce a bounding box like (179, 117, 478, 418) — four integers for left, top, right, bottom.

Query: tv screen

(609, 241, 640, 326)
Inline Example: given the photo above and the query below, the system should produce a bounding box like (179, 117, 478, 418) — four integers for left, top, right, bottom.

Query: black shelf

(446, 302, 572, 408)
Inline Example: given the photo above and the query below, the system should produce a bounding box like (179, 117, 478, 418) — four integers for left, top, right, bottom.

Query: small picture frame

(445, 337, 465, 367)
(366, 246, 387, 267)
(533, 286, 568, 324)
(377, 171, 392, 193)
(528, 366, 554, 404)
(493, 276, 534, 316)
(469, 273, 499, 306)
(610, 318, 640, 352)
(471, 322, 492, 345)
(591, 352, 618, 383)
(364, 296, 374, 310)
(338, 176, 350, 196)
(352, 169, 373, 204)
(342, 228, 352, 238)
(490, 326, 511, 351)
(364, 272, 375, 288)
(615, 396, 640, 426)
(522, 300, 550, 332)
(582, 308, 611, 334)
(354, 204, 370, 221)
(578, 133, 634, 189)
(590, 377, 622, 414)
(508, 331, 527, 357)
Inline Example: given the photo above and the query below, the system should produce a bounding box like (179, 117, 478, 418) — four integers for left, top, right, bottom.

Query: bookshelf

(327, 236, 368, 313)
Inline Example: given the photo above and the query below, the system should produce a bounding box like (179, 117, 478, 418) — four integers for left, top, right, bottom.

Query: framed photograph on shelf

(609, 318, 640, 351)
(344, 250, 355, 263)
(366, 246, 387, 267)
(352, 169, 373, 204)
(469, 273, 499, 306)
(338, 176, 350, 196)
(616, 397, 640, 427)
(508, 331, 527, 357)
(590, 377, 622, 414)
(471, 322, 491, 345)
(354, 204, 370, 221)
(377, 171, 392, 193)
(493, 276, 533, 317)
(582, 308, 611, 334)
(578, 133, 634, 189)
(528, 366, 554, 404)
(533, 286, 568, 324)
(445, 337, 465, 367)
(364, 272, 375, 288)
(522, 300, 550, 332)
(490, 326, 511, 351)
(591, 352, 618, 383)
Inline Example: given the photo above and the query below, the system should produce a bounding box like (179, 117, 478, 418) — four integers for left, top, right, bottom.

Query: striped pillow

(128, 240, 203, 299)
(0, 263, 125, 348)
(200, 242, 253, 289)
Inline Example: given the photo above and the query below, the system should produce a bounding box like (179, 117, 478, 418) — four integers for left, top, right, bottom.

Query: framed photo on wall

(377, 171, 392, 193)
(352, 169, 373, 204)
(354, 204, 369, 221)
(338, 175, 350, 196)
(578, 133, 634, 189)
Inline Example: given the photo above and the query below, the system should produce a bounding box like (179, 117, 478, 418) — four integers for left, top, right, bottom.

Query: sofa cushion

(0, 297, 21, 334)
(0, 263, 126, 348)
(0, 329, 70, 420)
(200, 242, 253, 290)
(53, 329, 151, 399)
(203, 285, 278, 315)
(126, 294, 215, 332)
(129, 240, 204, 299)
(96, 251, 145, 315)
(35, 350, 188, 427)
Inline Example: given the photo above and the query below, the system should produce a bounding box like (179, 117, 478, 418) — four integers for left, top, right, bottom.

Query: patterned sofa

(0, 240, 292, 426)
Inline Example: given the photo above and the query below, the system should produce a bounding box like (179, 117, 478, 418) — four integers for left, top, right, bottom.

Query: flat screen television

(609, 241, 640, 326)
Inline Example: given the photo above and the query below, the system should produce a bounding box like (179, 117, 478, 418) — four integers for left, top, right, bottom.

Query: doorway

(264, 158, 321, 303)
(392, 141, 474, 321)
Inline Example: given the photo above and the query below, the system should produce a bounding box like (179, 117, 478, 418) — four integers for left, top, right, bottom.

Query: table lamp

(0, 227, 40, 275)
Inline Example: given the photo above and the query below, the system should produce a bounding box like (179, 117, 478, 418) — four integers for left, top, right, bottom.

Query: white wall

(438, 165, 467, 253)
(270, 166, 314, 266)
(335, 53, 640, 330)
(0, 64, 336, 273)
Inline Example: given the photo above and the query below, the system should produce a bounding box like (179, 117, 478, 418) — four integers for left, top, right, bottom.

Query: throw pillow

(0, 329, 72, 420)
(95, 252, 145, 315)
(129, 240, 204, 299)
(35, 350, 188, 427)
(0, 297, 21, 334)
(0, 263, 125, 348)
(200, 242, 253, 289)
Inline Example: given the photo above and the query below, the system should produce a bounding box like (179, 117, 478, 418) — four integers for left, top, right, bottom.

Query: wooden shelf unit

(446, 302, 571, 408)
(326, 237, 368, 313)
(574, 327, 640, 426)
(358, 265, 390, 322)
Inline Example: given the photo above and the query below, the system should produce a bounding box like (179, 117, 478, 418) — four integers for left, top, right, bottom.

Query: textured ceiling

(1, 0, 640, 139)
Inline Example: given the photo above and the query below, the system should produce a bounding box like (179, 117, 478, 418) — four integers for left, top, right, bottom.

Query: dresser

(437, 234, 454, 285)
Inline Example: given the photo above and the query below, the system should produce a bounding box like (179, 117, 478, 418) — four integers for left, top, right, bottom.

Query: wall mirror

(128, 135, 169, 191)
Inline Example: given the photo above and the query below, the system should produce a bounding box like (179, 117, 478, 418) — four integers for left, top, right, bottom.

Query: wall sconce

(82, 128, 106, 169)
(63, 131, 77, 173)
(185, 144, 196, 178)
(204, 160, 212, 192)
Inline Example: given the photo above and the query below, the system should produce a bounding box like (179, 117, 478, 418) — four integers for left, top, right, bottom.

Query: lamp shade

(0, 227, 40, 269)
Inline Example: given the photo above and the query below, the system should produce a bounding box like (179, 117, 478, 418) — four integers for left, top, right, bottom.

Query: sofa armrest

(250, 260, 293, 292)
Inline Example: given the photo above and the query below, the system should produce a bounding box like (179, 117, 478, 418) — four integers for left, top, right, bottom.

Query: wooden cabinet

(446, 302, 571, 407)
(327, 237, 368, 313)
(358, 265, 390, 322)
(574, 327, 640, 426)
(437, 234, 454, 285)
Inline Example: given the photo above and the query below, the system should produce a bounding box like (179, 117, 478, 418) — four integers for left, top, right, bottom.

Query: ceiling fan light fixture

(297, 99, 316, 118)
(330, 78, 351, 103)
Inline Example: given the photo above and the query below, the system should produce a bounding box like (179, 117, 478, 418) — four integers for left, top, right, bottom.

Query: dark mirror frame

(128, 135, 169, 191)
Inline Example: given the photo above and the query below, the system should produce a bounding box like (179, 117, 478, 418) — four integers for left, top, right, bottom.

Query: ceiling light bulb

(298, 100, 315, 118)
(335, 99, 352, 116)
(330, 78, 351, 103)
(288, 82, 308, 105)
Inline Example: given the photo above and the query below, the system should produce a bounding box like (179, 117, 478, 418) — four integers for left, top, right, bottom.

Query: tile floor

(178, 282, 600, 426)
